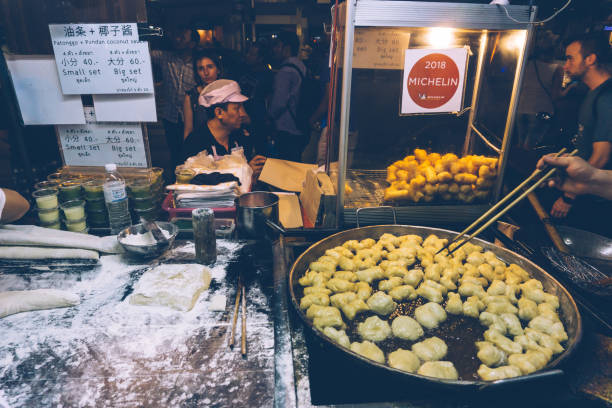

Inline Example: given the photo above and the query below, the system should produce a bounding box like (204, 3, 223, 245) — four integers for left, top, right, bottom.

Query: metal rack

(333, 1, 537, 227)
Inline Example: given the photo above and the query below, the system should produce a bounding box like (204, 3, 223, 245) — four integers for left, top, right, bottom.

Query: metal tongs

(437, 148, 579, 255)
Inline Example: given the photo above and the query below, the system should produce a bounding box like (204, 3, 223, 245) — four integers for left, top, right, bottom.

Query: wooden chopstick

(446, 149, 578, 256)
(241, 283, 247, 356)
(229, 277, 241, 348)
(437, 147, 567, 255)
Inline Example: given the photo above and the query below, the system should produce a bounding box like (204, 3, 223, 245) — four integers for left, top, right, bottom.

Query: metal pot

(236, 191, 279, 239)
(289, 225, 582, 389)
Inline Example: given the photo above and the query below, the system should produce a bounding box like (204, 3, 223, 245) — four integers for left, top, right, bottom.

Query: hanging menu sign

(49, 23, 154, 94)
(57, 108, 149, 167)
(401, 48, 468, 114)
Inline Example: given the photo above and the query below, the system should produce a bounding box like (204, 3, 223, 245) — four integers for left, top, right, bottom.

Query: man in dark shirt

(182, 79, 267, 178)
(550, 33, 612, 219)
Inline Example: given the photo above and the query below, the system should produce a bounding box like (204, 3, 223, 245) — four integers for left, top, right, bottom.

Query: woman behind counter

(182, 79, 267, 178)
(183, 51, 222, 140)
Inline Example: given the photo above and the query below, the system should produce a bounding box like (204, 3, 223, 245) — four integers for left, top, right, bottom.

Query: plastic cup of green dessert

(33, 188, 59, 209)
(59, 181, 82, 202)
(60, 199, 86, 221)
(83, 179, 104, 201)
(37, 207, 60, 223)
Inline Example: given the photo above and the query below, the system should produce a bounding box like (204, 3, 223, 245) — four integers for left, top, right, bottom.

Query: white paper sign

(401, 48, 468, 114)
(5, 55, 85, 125)
(57, 109, 148, 167)
(93, 94, 157, 122)
(49, 23, 154, 94)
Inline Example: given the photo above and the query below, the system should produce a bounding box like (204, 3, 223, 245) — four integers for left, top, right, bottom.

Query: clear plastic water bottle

(103, 163, 131, 234)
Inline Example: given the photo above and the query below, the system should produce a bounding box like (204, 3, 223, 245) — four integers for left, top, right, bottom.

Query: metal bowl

(117, 222, 178, 257)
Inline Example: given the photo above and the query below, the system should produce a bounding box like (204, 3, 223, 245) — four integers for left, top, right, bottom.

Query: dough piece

(404, 268, 424, 287)
(463, 296, 485, 318)
(520, 279, 546, 304)
(322, 327, 350, 348)
(416, 280, 444, 303)
(0, 246, 99, 260)
(208, 294, 227, 311)
(479, 312, 507, 334)
(487, 280, 507, 296)
(417, 361, 459, 380)
(355, 267, 384, 283)
(391, 315, 424, 341)
(299, 271, 327, 287)
(358, 315, 392, 342)
(483, 329, 522, 355)
(388, 349, 421, 373)
(388, 285, 417, 302)
(458, 282, 486, 298)
(528, 316, 567, 342)
(518, 298, 538, 321)
(333, 271, 357, 282)
(303, 286, 332, 296)
(350, 341, 385, 364)
(524, 328, 564, 354)
(367, 291, 397, 315)
(309, 260, 335, 274)
(476, 341, 506, 367)
(477, 364, 521, 381)
(485, 300, 518, 315)
(508, 349, 551, 375)
(412, 336, 448, 361)
(354, 281, 372, 300)
(129, 264, 212, 311)
(445, 292, 463, 315)
(326, 278, 355, 293)
(340, 299, 369, 320)
(500, 313, 524, 337)
(307, 305, 345, 331)
(0, 289, 80, 318)
(378, 277, 404, 292)
(415, 302, 447, 329)
(300, 293, 330, 309)
(330, 292, 357, 308)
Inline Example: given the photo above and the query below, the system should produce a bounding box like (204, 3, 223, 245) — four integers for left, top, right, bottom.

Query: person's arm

(538, 154, 612, 200)
(0, 189, 29, 223)
(248, 155, 267, 179)
(588, 141, 611, 169)
(183, 94, 194, 140)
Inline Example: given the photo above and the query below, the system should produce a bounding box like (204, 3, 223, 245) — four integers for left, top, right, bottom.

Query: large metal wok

(289, 225, 582, 389)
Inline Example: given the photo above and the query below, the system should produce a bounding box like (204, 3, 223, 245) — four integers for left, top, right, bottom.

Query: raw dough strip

(0, 246, 99, 260)
(0, 289, 80, 318)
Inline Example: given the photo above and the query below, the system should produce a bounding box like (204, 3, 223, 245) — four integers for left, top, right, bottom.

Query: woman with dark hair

(183, 51, 222, 139)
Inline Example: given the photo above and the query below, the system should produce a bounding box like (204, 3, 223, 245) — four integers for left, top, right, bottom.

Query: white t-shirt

(0, 189, 5, 220)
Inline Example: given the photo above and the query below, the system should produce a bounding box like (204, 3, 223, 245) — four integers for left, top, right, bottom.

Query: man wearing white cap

(182, 79, 267, 178)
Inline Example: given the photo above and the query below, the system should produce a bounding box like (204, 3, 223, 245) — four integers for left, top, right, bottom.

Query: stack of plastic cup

(32, 188, 61, 229)
(58, 180, 83, 203)
(60, 199, 87, 233)
(127, 177, 159, 221)
(83, 179, 108, 229)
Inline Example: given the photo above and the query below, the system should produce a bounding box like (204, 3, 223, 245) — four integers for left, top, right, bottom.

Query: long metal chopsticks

(229, 277, 247, 356)
(438, 148, 578, 256)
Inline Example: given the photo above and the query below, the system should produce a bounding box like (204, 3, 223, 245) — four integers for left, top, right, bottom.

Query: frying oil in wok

(350, 297, 485, 381)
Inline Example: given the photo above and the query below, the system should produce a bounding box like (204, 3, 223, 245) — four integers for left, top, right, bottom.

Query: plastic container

(59, 181, 82, 202)
(133, 206, 160, 221)
(103, 163, 131, 234)
(40, 220, 61, 230)
(34, 180, 59, 191)
(127, 178, 154, 199)
(132, 196, 154, 211)
(86, 198, 106, 212)
(83, 179, 105, 200)
(162, 192, 236, 220)
(33, 188, 59, 209)
(175, 167, 196, 184)
(64, 217, 87, 232)
(38, 207, 60, 223)
(60, 199, 86, 221)
(87, 210, 109, 227)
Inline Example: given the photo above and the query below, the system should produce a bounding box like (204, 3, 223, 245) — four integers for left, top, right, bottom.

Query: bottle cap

(105, 163, 117, 172)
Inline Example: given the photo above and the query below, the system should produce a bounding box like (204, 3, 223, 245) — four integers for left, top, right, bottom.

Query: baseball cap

(198, 79, 248, 107)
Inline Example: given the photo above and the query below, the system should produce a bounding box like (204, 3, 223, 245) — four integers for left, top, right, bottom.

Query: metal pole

(493, 6, 536, 202)
(335, 0, 357, 229)
(462, 30, 488, 156)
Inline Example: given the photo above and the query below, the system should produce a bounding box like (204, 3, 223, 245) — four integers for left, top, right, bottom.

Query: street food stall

(0, 0, 610, 407)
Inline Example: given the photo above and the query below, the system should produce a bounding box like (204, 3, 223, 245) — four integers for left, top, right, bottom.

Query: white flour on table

(0, 240, 274, 408)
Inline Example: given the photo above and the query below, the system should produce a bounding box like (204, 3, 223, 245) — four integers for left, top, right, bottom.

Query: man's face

(217, 103, 247, 130)
(564, 41, 588, 80)
(173, 29, 192, 50)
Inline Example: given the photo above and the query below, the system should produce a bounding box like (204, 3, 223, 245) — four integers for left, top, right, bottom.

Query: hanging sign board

(57, 108, 149, 168)
(336, 26, 411, 70)
(49, 23, 154, 95)
(401, 48, 468, 114)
